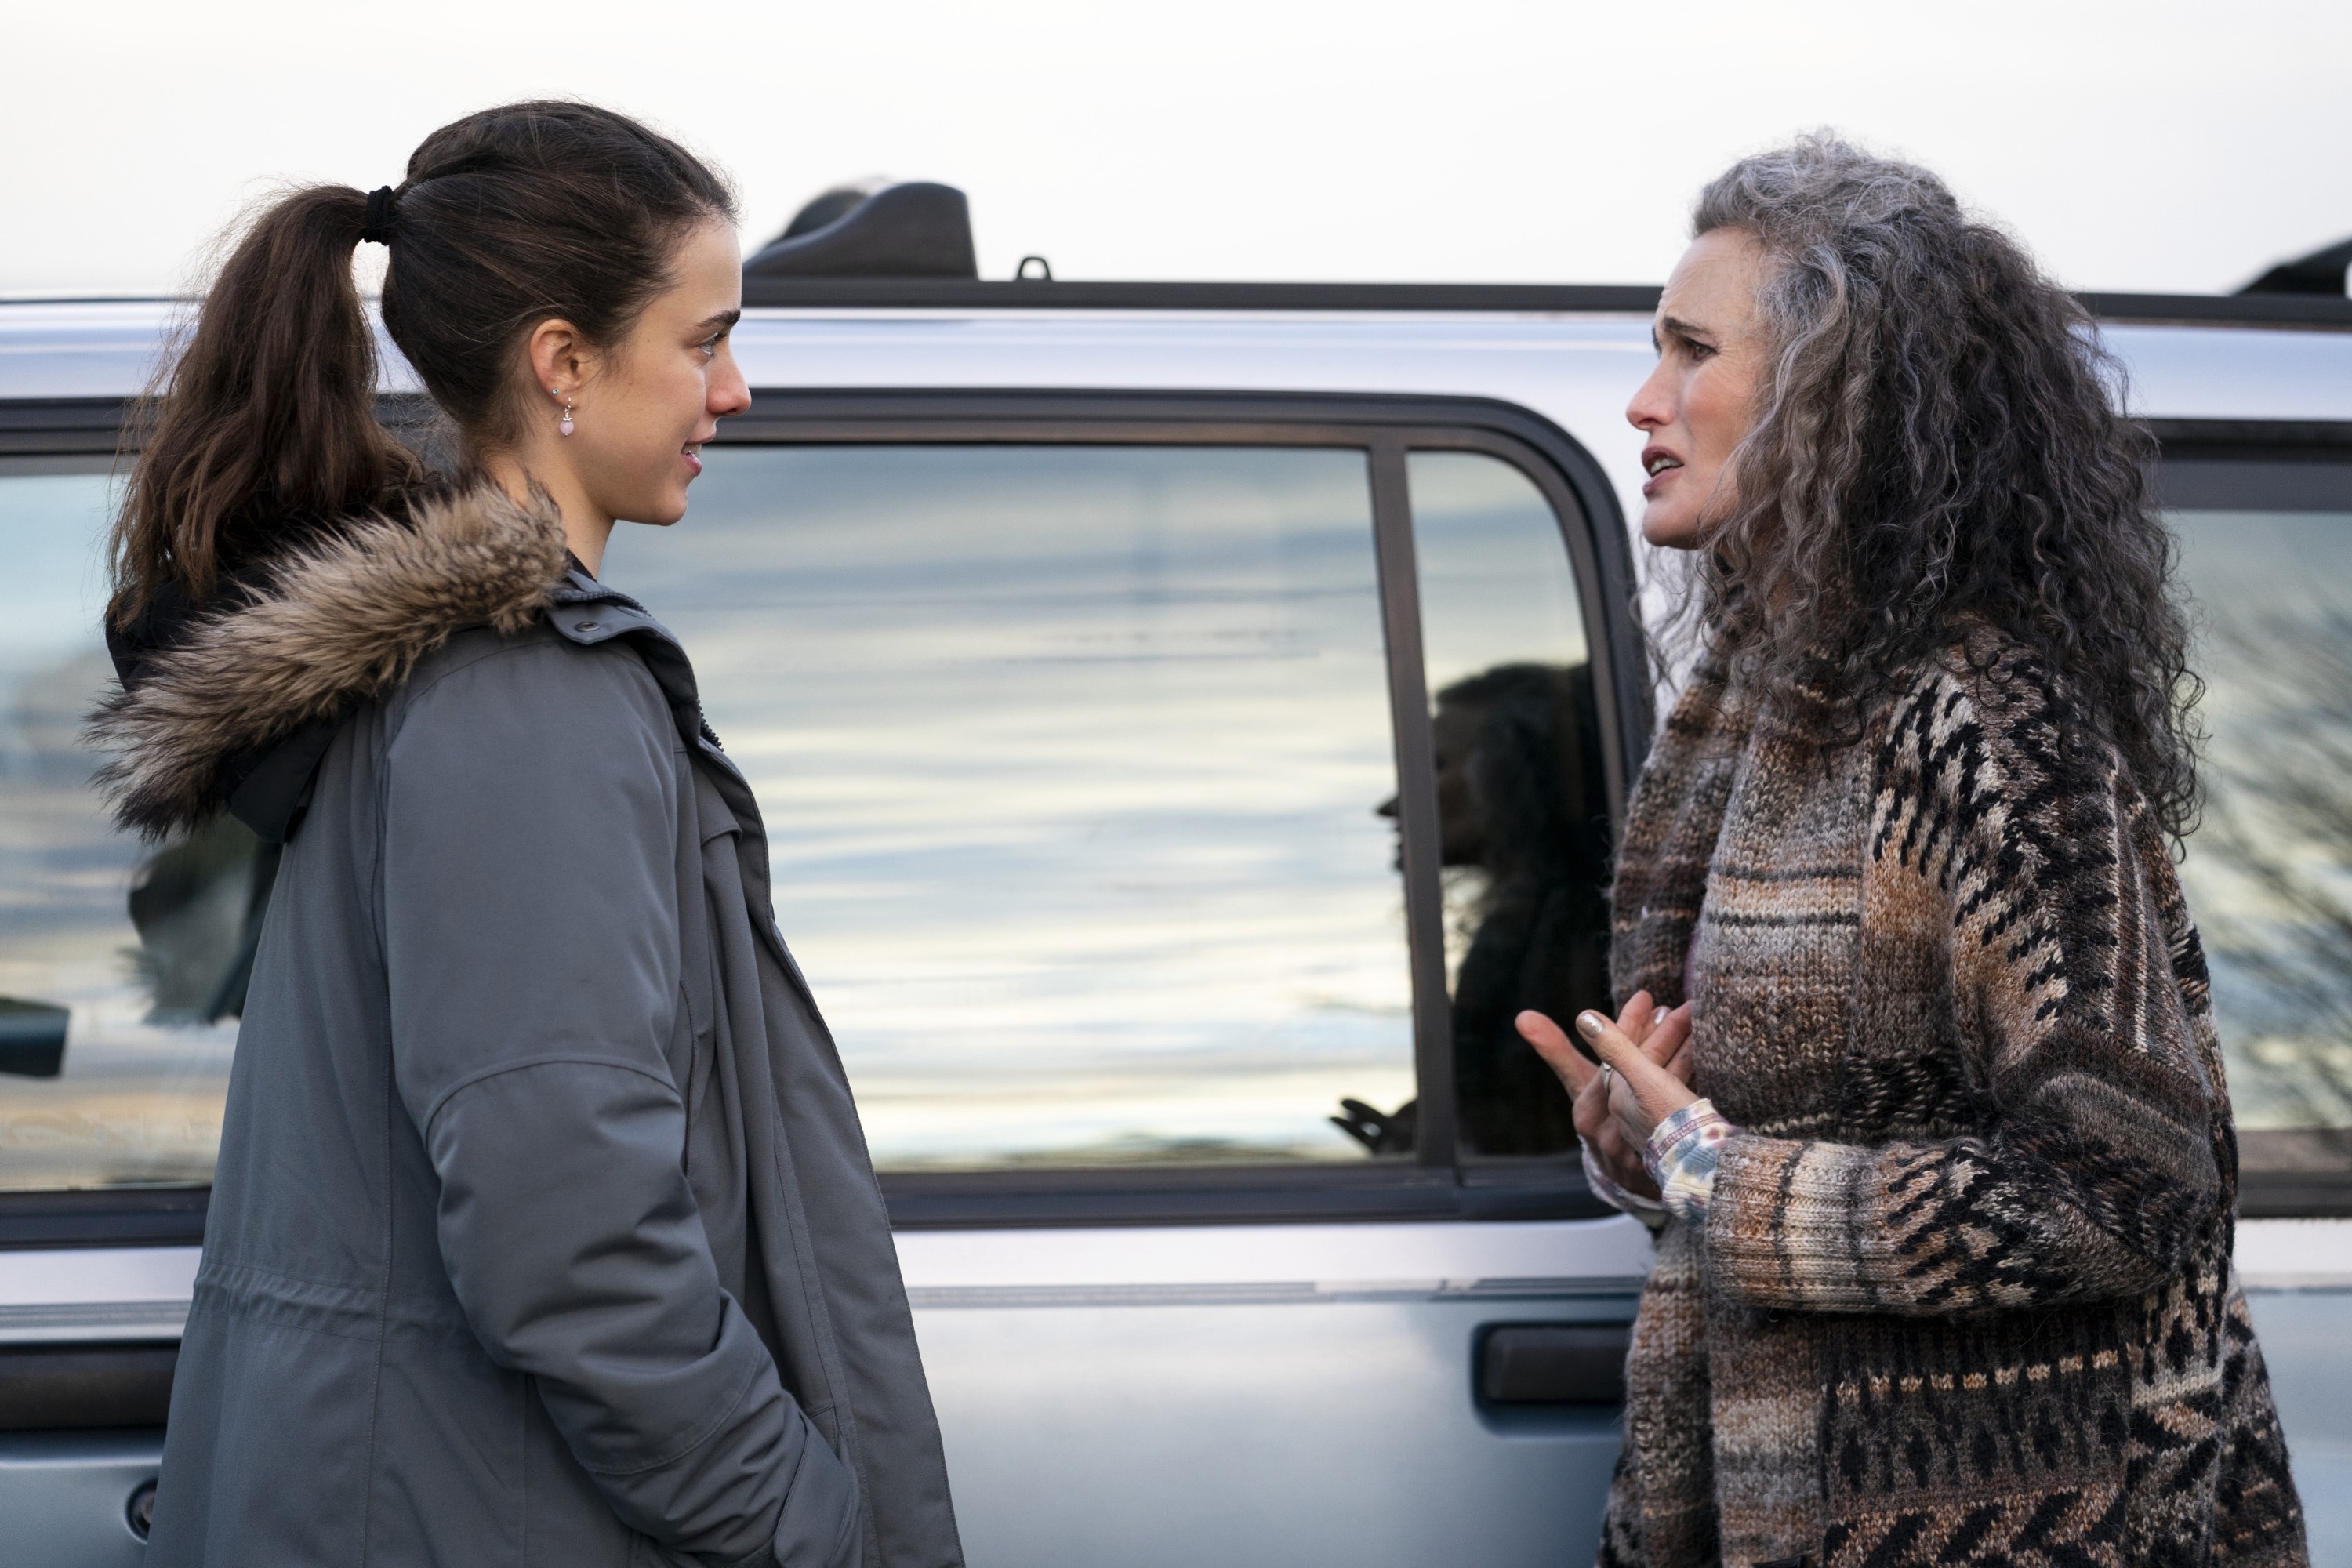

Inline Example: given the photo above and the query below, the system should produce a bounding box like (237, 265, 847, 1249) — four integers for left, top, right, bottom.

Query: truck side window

(2172, 487, 2352, 1195)
(1406, 451, 1610, 1159)
(0, 463, 238, 1191)
(601, 445, 1415, 1170)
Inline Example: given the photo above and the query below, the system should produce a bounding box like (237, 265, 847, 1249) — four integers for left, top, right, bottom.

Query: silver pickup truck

(3, 188, 2350, 1566)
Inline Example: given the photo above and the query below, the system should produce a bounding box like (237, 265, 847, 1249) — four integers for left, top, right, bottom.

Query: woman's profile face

(563, 217, 752, 529)
(1624, 228, 1769, 550)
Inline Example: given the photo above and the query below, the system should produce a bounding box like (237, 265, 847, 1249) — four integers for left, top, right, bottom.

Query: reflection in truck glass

(1400, 451, 1610, 1159)
(603, 446, 1412, 1169)
(2173, 507, 2352, 1138)
(0, 469, 237, 1189)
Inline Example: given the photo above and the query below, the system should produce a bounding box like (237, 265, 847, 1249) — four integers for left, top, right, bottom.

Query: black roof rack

(732, 180, 2352, 325)
(737, 276, 1666, 313)
(2077, 289, 2352, 327)
(736, 274, 2352, 328)
(732, 181, 2347, 325)
(743, 182, 978, 280)
(2238, 235, 2352, 298)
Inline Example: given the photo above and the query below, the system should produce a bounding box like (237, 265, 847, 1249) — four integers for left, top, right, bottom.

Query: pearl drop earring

(558, 397, 575, 437)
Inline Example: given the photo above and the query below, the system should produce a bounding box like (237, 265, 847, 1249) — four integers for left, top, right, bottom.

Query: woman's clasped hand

(1514, 992, 1696, 1200)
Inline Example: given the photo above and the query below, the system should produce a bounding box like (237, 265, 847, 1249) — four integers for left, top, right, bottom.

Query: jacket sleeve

(380, 637, 858, 1568)
(1701, 663, 2225, 1316)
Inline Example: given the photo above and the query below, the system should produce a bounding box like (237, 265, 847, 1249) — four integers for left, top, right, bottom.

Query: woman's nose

(713, 361, 753, 417)
(1626, 359, 1673, 432)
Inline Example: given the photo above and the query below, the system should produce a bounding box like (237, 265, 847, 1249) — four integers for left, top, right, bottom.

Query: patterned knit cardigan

(1599, 632, 2307, 1568)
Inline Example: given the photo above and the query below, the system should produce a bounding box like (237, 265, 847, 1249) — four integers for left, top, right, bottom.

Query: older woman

(1516, 138, 2308, 1567)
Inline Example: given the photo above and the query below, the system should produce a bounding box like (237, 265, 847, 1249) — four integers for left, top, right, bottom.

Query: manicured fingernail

(1576, 1011, 1604, 1038)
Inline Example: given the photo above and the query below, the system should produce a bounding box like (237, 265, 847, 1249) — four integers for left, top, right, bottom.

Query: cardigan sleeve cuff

(1704, 1134, 1889, 1312)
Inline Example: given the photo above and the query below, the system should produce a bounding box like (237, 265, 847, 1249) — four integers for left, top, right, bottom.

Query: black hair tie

(360, 186, 397, 246)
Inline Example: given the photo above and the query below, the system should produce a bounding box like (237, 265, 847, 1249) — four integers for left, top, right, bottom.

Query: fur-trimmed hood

(89, 485, 572, 840)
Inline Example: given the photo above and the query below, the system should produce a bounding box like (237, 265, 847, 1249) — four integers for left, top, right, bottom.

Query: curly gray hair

(1675, 134, 2198, 841)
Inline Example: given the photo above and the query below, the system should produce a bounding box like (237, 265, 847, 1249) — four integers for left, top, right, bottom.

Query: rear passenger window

(1406, 452, 1611, 1159)
(602, 445, 1415, 1171)
(0, 462, 236, 1191)
(2170, 464, 2352, 1203)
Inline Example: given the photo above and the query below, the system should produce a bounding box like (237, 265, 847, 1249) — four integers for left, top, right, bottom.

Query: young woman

(1515, 138, 2309, 1566)
(93, 102, 962, 1568)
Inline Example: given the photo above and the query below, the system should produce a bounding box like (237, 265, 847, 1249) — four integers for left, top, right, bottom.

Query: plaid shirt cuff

(1643, 1098, 1737, 1225)
(1581, 1139, 1671, 1224)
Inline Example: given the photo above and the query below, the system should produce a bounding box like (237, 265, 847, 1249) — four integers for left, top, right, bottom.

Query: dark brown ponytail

(110, 101, 734, 626)
(111, 185, 419, 621)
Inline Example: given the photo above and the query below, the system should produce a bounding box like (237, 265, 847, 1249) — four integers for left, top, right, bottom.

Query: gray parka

(89, 487, 963, 1568)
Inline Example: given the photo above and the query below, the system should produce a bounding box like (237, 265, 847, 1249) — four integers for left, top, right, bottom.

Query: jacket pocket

(627, 1531, 706, 1568)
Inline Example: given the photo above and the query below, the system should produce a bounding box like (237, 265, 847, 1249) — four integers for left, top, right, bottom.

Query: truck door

(596, 390, 1656, 1568)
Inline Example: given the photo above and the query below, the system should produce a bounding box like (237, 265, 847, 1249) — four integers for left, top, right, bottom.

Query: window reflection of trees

(2189, 607, 2352, 1127)
(5, 638, 263, 1044)
(0, 471, 238, 1189)
(607, 445, 1414, 1171)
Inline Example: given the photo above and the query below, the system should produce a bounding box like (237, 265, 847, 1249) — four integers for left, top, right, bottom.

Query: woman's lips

(681, 448, 703, 478)
(1646, 444, 1684, 500)
(1639, 445, 1683, 498)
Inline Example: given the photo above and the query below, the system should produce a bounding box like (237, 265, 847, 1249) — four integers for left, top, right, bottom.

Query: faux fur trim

(87, 485, 571, 839)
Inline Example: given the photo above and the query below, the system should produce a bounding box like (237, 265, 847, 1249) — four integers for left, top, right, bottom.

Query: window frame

(706, 390, 1646, 1225)
(2156, 416, 2352, 1218)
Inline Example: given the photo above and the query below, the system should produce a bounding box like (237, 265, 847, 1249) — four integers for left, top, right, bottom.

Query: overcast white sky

(2, 0, 2347, 297)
